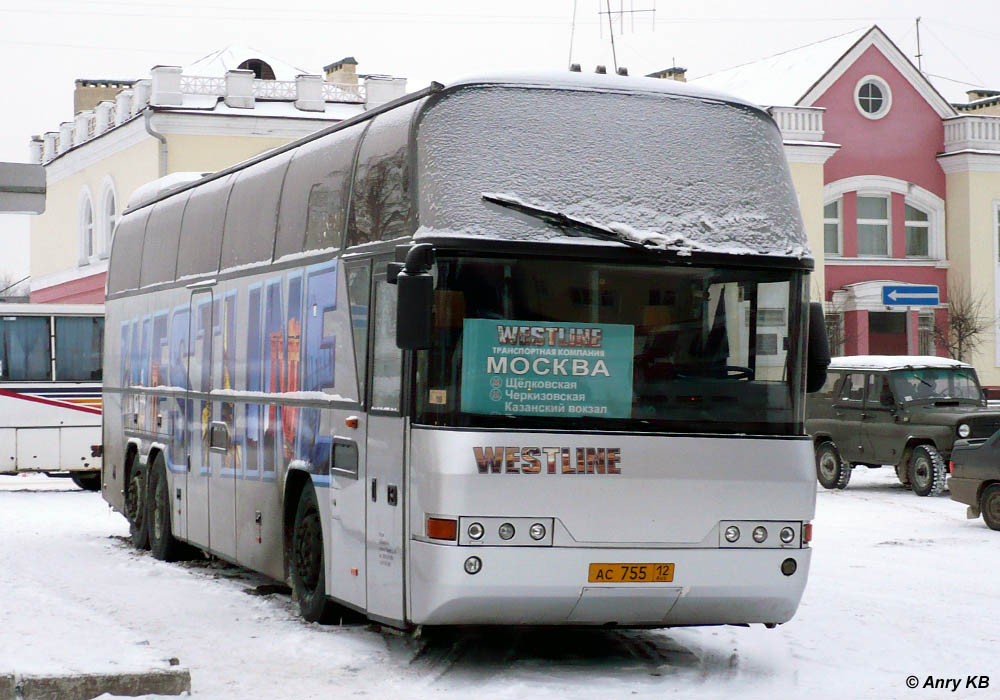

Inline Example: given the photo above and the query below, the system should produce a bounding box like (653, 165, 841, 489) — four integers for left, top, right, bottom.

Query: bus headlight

(724, 525, 741, 542)
(779, 527, 796, 544)
(529, 523, 546, 540)
(467, 522, 484, 540)
(958, 423, 971, 438)
(752, 526, 768, 543)
(498, 523, 515, 540)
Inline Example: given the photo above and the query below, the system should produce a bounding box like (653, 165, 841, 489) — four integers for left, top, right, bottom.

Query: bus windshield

(891, 368, 982, 403)
(415, 254, 806, 435)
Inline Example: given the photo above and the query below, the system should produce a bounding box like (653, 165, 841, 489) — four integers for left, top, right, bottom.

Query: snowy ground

(1, 469, 997, 700)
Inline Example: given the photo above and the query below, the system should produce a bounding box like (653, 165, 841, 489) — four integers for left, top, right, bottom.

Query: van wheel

(71, 472, 101, 491)
(147, 454, 181, 561)
(908, 445, 946, 497)
(981, 484, 1000, 531)
(125, 459, 149, 550)
(815, 441, 851, 490)
(289, 482, 334, 623)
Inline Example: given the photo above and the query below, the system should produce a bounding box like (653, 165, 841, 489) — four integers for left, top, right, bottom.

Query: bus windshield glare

(416, 254, 806, 434)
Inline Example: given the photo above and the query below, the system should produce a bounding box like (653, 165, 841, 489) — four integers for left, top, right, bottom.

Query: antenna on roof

(915, 17, 924, 73)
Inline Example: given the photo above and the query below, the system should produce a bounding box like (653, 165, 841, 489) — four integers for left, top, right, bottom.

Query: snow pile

(416, 85, 809, 259)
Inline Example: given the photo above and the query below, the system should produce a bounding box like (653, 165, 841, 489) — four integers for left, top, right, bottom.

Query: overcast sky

(2, 0, 999, 283)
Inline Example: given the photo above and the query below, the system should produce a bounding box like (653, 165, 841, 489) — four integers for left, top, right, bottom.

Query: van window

(220, 153, 292, 270)
(838, 373, 866, 402)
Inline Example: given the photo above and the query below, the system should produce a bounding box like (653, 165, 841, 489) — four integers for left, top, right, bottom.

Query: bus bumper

(409, 540, 811, 627)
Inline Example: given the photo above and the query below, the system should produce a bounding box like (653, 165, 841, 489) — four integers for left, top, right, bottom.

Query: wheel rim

(293, 508, 323, 592)
(912, 456, 931, 488)
(126, 470, 142, 525)
(819, 452, 838, 481)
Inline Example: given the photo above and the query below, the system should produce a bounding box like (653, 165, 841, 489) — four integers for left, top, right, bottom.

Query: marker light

(529, 523, 546, 540)
(958, 423, 971, 438)
(752, 526, 768, 543)
(803, 523, 813, 544)
(498, 523, 515, 540)
(779, 527, 796, 544)
(464, 556, 482, 575)
(426, 517, 457, 541)
(724, 525, 741, 543)
(467, 522, 485, 540)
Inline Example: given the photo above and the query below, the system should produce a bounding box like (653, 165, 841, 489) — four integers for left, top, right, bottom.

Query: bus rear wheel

(147, 454, 181, 561)
(71, 472, 101, 491)
(289, 482, 334, 623)
(125, 459, 149, 550)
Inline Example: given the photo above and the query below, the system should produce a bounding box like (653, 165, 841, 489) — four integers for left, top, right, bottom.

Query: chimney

(966, 89, 1000, 103)
(324, 57, 358, 86)
(364, 76, 407, 110)
(224, 69, 256, 109)
(647, 66, 687, 83)
(73, 78, 135, 115)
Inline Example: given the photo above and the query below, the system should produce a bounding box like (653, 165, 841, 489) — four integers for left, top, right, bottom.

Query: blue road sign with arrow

(881, 284, 939, 306)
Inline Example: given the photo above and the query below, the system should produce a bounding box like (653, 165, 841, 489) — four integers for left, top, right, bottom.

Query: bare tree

(0, 271, 29, 300)
(935, 283, 994, 362)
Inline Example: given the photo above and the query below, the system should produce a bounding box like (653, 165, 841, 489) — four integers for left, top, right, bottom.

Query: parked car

(806, 356, 1000, 496)
(948, 435, 1000, 530)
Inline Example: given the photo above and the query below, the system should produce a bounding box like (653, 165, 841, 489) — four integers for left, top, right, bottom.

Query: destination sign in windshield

(460, 319, 634, 418)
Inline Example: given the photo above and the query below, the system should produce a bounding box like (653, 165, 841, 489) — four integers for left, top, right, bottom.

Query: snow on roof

(830, 355, 972, 370)
(184, 45, 311, 80)
(688, 28, 868, 107)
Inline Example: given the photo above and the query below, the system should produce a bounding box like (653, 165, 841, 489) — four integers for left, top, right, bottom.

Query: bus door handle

(371, 478, 377, 503)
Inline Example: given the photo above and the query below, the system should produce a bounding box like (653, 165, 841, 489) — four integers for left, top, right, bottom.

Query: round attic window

(855, 75, 892, 120)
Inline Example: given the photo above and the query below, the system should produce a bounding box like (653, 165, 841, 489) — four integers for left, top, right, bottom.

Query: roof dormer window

(238, 59, 275, 80)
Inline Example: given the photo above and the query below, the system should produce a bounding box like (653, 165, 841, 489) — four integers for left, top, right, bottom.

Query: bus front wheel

(147, 454, 181, 561)
(289, 482, 334, 623)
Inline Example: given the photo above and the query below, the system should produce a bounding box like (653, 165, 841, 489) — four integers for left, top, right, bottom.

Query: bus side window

(0, 316, 51, 381)
(347, 263, 371, 402)
(370, 277, 402, 413)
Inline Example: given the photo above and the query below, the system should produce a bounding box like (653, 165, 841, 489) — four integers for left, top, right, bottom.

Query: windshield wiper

(482, 193, 648, 251)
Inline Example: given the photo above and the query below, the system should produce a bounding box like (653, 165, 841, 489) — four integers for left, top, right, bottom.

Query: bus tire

(71, 472, 101, 491)
(289, 481, 334, 623)
(815, 441, 850, 490)
(125, 458, 149, 550)
(147, 453, 181, 561)
(908, 445, 946, 497)
(980, 484, 1000, 531)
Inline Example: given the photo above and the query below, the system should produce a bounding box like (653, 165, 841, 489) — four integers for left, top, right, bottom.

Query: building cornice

(783, 142, 840, 164)
(45, 119, 149, 185)
(937, 150, 1000, 174)
(152, 110, 348, 138)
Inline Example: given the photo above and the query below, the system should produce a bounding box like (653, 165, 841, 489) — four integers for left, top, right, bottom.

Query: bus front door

(364, 271, 406, 624)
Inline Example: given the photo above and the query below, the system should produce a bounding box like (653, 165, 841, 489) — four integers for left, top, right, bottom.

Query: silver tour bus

(102, 73, 830, 629)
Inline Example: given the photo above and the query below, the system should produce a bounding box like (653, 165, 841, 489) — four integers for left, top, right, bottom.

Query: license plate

(587, 563, 675, 583)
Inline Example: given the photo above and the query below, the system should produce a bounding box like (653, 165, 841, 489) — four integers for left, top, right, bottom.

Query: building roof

(184, 45, 311, 80)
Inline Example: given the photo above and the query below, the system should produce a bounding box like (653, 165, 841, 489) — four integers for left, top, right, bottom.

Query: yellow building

(28, 48, 405, 304)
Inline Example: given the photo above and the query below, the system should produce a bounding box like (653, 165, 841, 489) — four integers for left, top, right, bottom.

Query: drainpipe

(144, 107, 167, 178)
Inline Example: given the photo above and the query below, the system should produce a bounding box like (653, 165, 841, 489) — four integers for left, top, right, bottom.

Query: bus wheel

(908, 445, 946, 497)
(71, 472, 101, 491)
(147, 454, 181, 561)
(815, 441, 850, 490)
(125, 460, 149, 550)
(290, 482, 333, 623)
(980, 484, 1000, 531)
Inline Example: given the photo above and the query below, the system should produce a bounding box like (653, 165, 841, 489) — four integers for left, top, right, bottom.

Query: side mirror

(805, 301, 830, 393)
(394, 243, 435, 350)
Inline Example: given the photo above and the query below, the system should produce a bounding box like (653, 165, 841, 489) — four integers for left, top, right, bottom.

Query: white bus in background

(0, 303, 104, 490)
(102, 73, 830, 629)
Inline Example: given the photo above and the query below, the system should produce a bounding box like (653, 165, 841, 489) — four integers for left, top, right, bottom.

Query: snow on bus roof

(829, 355, 972, 370)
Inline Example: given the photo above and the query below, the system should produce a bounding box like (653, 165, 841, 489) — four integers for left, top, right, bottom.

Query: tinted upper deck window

(140, 193, 189, 287)
(220, 152, 292, 270)
(176, 174, 236, 279)
(107, 208, 151, 294)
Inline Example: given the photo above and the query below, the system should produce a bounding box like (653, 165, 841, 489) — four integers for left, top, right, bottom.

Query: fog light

(724, 525, 740, 543)
(498, 523, 515, 540)
(779, 526, 795, 544)
(464, 556, 482, 575)
(752, 526, 768, 543)
(781, 558, 797, 576)
(958, 423, 971, 438)
(468, 522, 484, 540)
(529, 523, 546, 540)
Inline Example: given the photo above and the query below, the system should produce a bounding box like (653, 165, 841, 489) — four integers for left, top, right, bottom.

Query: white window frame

(856, 193, 891, 257)
(78, 189, 95, 266)
(97, 176, 118, 259)
(824, 176, 945, 262)
(855, 74, 892, 120)
(904, 202, 931, 258)
(823, 199, 842, 257)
